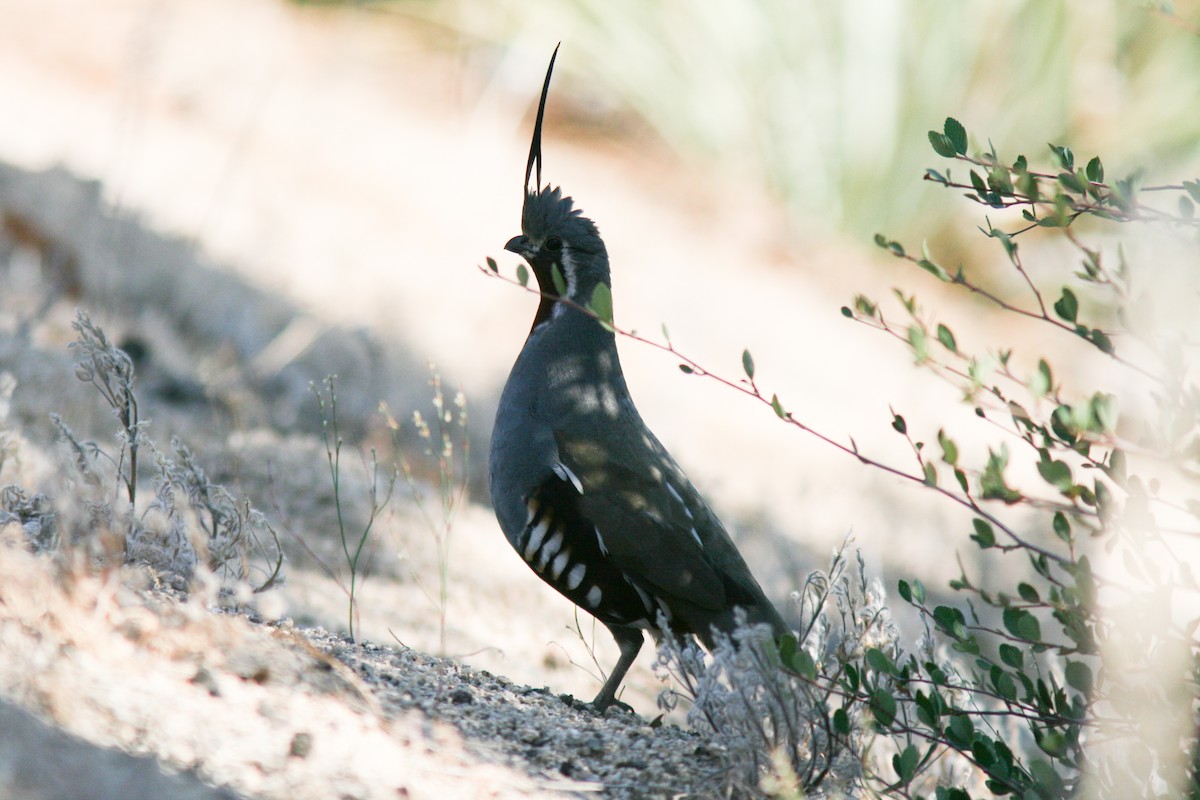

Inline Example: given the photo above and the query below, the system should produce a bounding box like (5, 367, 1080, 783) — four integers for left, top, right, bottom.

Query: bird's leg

(590, 624, 643, 713)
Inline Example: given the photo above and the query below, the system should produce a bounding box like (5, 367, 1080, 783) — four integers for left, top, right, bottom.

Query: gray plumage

(489, 47, 788, 712)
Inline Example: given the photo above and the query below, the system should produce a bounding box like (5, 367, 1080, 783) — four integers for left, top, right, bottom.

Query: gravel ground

(297, 627, 734, 798)
(0, 540, 740, 800)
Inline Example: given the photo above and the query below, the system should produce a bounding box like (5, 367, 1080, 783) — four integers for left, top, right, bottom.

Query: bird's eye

(544, 236, 563, 252)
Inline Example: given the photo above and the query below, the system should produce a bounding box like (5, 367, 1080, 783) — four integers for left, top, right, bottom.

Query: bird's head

(504, 46, 610, 312)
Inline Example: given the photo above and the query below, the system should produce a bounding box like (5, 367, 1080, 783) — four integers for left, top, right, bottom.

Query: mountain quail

(489, 47, 789, 712)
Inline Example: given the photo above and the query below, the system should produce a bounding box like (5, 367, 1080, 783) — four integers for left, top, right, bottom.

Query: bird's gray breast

(488, 317, 626, 546)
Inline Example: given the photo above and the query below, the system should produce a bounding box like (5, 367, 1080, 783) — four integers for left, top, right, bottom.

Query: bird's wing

(552, 427, 729, 612)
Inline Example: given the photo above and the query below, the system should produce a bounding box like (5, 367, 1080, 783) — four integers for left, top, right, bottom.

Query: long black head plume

(524, 43, 560, 199)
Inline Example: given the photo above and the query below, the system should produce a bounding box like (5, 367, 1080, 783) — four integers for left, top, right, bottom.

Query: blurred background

(1, 0, 1198, 704)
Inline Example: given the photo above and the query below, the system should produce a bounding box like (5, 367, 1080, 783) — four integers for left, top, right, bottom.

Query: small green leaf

(946, 714, 975, 747)
(1049, 143, 1075, 171)
(833, 708, 850, 735)
(1053, 511, 1071, 542)
(516, 263, 529, 287)
(1038, 457, 1073, 491)
(936, 323, 957, 352)
(911, 578, 927, 604)
(1065, 660, 1094, 695)
(938, 429, 958, 465)
(1054, 287, 1078, 322)
(892, 414, 907, 435)
(741, 349, 755, 381)
(866, 648, 896, 675)
(893, 744, 920, 783)
(944, 117, 968, 155)
(870, 688, 897, 727)
(923, 462, 938, 486)
(551, 264, 567, 295)
(770, 393, 786, 419)
(1031, 359, 1053, 398)
(929, 131, 957, 158)
(1090, 328, 1115, 354)
(908, 325, 929, 361)
(898, 579, 912, 603)
(588, 282, 614, 330)
(971, 518, 995, 548)
(789, 647, 817, 680)
(918, 259, 951, 281)
(840, 306, 853, 318)
(1018, 582, 1040, 603)
(998, 643, 1024, 669)
(678, 364, 694, 374)
(1184, 179, 1200, 203)
(1086, 156, 1104, 183)
(1002, 607, 1042, 641)
(486, 256, 499, 273)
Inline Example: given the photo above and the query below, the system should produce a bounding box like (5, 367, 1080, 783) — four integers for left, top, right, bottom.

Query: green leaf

(1018, 582, 1040, 603)
(918, 259, 951, 281)
(1038, 457, 1073, 492)
(551, 264, 567, 295)
(516, 263, 529, 287)
(1002, 607, 1041, 641)
(938, 429, 958, 464)
(486, 256, 499, 273)
(840, 306, 853, 318)
(1049, 143, 1075, 171)
(853, 294, 878, 317)
(1053, 511, 1071, 542)
(911, 578, 927, 604)
(908, 325, 929, 361)
(741, 349, 755, 381)
(789, 647, 817, 680)
(1184, 179, 1200, 203)
(1031, 359, 1053, 398)
(832, 708, 850, 735)
(892, 414, 907, 435)
(929, 131, 957, 158)
(1059, 170, 1087, 194)
(898, 579, 912, 603)
(870, 688, 897, 727)
(946, 714, 975, 747)
(1089, 392, 1119, 433)
(1054, 287, 1078, 322)
(678, 364, 694, 374)
(971, 518, 995, 548)
(944, 117, 968, 155)
(923, 462, 938, 486)
(874, 235, 906, 257)
(981, 446, 1021, 503)
(1090, 328, 1114, 354)
(936, 323, 957, 352)
(770, 393, 786, 419)
(998, 643, 1024, 669)
(1065, 660, 1094, 695)
(588, 282, 614, 330)
(1086, 156, 1104, 183)
(866, 648, 896, 675)
(893, 744, 920, 783)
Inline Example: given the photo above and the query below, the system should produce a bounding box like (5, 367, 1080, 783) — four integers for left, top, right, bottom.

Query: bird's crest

(524, 43, 560, 200)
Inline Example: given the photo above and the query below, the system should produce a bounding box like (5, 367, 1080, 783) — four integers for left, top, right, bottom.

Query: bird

(489, 46, 789, 712)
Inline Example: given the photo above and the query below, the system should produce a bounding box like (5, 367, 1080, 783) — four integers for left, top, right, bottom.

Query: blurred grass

(301, 0, 1200, 251)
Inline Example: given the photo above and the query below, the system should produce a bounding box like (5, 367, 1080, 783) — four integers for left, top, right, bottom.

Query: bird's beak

(505, 235, 533, 259)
